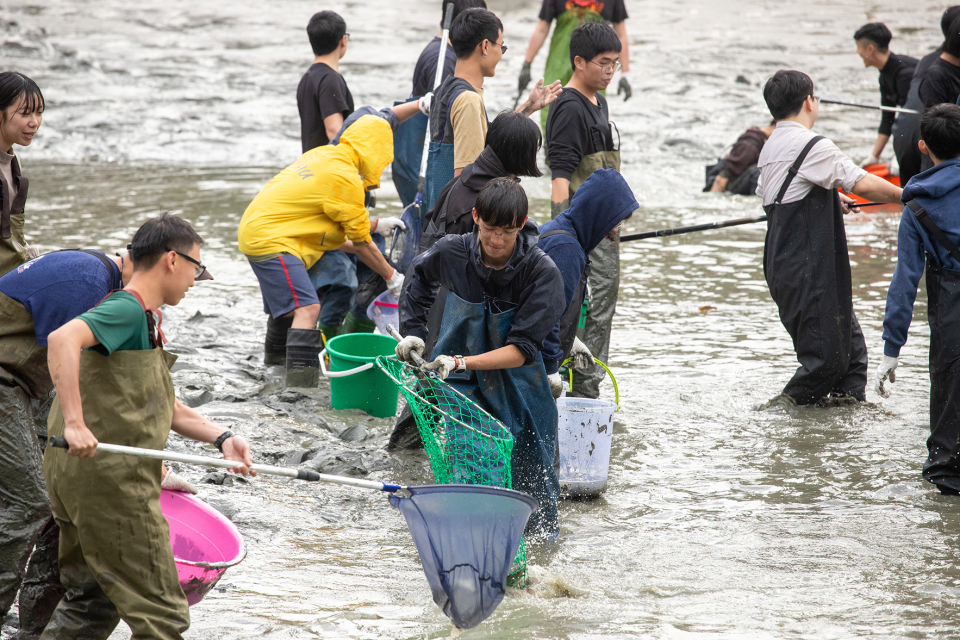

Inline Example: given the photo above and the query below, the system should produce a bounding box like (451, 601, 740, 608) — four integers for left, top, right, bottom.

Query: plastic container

(161, 488, 245, 606)
(321, 333, 400, 418)
(366, 291, 399, 336)
(556, 397, 617, 498)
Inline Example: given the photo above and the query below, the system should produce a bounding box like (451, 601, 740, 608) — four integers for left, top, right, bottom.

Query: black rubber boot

(265, 315, 294, 365)
(286, 328, 323, 388)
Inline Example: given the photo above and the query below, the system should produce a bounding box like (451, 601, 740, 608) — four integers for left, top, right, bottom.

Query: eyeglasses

(166, 248, 207, 279)
(811, 95, 820, 102)
(589, 59, 622, 74)
(477, 222, 521, 239)
(489, 40, 508, 55)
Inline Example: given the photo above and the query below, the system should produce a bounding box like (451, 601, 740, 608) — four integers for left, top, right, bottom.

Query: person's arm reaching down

(170, 399, 254, 476)
(323, 112, 344, 145)
(47, 319, 101, 458)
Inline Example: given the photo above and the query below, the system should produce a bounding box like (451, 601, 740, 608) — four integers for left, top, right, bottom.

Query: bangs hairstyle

(307, 11, 347, 57)
(450, 8, 502, 59)
(762, 70, 814, 121)
(921, 103, 960, 161)
(486, 111, 542, 177)
(475, 177, 528, 228)
(442, 0, 487, 28)
(0, 72, 43, 115)
(129, 212, 205, 271)
(569, 21, 622, 68)
(853, 23, 892, 51)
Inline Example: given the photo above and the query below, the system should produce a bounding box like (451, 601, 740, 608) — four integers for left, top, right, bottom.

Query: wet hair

(474, 177, 528, 228)
(853, 23, 892, 52)
(763, 70, 814, 121)
(485, 111, 542, 177)
(129, 212, 204, 272)
(944, 7, 960, 39)
(0, 72, 43, 116)
(450, 8, 502, 59)
(921, 103, 960, 161)
(945, 14, 960, 58)
(441, 0, 487, 28)
(569, 22, 622, 68)
(307, 11, 347, 57)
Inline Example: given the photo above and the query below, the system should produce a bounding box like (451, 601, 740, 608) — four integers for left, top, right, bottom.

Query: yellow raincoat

(238, 115, 393, 269)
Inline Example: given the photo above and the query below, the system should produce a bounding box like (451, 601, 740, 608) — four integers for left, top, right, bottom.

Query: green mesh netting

(376, 356, 528, 583)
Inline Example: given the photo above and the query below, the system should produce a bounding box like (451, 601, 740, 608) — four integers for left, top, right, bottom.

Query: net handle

(318, 349, 376, 378)
(560, 357, 620, 410)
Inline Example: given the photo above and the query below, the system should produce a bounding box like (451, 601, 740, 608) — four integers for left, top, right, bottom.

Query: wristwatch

(453, 355, 467, 373)
(214, 429, 235, 453)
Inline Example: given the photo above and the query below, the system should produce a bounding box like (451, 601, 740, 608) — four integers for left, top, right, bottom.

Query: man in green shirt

(41, 213, 254, 640)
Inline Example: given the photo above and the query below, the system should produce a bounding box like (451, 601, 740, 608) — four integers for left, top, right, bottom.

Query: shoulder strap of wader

(906, 199, 960, 265)
(774, 135, 825, 205)
(94, 289, 166, 349)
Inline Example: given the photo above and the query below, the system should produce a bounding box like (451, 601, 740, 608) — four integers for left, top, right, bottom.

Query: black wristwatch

(214, 429, 235, 453)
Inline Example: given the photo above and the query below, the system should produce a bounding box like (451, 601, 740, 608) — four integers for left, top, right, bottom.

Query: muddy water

(3, 0, 960, 637)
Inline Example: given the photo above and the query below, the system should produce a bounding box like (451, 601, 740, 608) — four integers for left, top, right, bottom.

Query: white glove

(548, 372, 563, 399)
(569, 336, 594, 371)
(376, 217, 407, 238)
(395, 335, 425, 363)
(422, 355, 460, 380)
(875, 354, 898, 397)
(887, 155, 900, 177)
(418, 93, 433, 117)
(386, 268, 405, 297)
(25, 245, 40, 260)
(161, 470, 199, 494)
(860, 154, 881, 168)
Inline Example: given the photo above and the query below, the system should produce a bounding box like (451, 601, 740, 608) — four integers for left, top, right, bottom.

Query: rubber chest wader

(41, 291, 189, 640)
(540, 5, 604, 129)
(424, 77, 480, 215)
(762, 136, 868, 404)
(431, 292, 561, 538)
(903, 201, 960, 492)
(0, 161, 29, 278)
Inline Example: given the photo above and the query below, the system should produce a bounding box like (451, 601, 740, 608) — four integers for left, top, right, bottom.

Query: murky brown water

(3, 0, 959, 637)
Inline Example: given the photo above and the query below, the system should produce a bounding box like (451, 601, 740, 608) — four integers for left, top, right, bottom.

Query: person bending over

(706, 122, 776, 195)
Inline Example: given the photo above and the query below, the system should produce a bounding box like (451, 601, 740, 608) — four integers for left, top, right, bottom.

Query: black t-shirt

(296, 63, 355, 153)
(877, 53, 918, 135)
(545, 88, 613, 181)
(919, 57, 960, 109)
(539, 0, 628, 23)
(411, 37, 457, 97)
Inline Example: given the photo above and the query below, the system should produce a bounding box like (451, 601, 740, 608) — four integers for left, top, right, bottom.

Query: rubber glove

(161, 470, 199, 494)
(548, 372, 563, 399)
(887, 155, 900, 177)
(422, 355, 459, 380)
(518, 61, 532, 96)
(875, 354, 898, 397)
(395, 335, 425, 363)
(860, 154, 881, 168)
(386, 269, 405, 297)
(25, 245, 40, 260)
(375, 217, 407, 237)
(418, 92, 433, 117)
(569, 336, 594, 371)
(617, 72, 632, 101)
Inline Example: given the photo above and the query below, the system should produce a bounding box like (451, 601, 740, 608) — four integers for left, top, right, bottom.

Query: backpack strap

(774, 135, 825, 205)
(906, 199, 960, 265)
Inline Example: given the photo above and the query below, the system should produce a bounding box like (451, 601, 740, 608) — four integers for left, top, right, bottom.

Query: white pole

(416, 3, 456, 187)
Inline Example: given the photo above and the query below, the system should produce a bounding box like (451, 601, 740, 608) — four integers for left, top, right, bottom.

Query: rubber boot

(264, 315, 294, 365)
(286, 328, 323, 388)
(317, 322, 341, 345)
(339, 311, 376, 335)
(13, 517, 64, 640)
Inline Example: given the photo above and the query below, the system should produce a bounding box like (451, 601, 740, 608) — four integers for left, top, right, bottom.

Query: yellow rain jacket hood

(237, 115, 393, 269)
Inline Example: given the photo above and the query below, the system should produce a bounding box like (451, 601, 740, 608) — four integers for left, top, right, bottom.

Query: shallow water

(3, 0, 959, 637)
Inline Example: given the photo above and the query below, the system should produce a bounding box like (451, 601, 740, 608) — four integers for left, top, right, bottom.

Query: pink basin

(160, 489, 246, 606)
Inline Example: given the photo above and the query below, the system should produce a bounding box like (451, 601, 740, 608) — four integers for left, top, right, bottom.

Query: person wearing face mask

(0, 72, 43, 278)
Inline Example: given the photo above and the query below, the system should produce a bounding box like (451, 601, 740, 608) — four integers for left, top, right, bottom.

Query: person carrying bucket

(422, 8, 561, 214)
(40, 214, 255, 640)
(517, 0, 631, 130)
(537, 168, 638, 399)
(396, 178, 566, 537)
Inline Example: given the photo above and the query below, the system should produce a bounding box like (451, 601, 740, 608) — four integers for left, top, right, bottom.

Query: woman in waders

(396, 178, 566, 537)
(756, 70, 902, 405)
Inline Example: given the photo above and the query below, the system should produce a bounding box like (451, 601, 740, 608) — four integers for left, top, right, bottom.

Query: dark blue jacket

(537, 169, 639, 374)
(882, 157, 960, 356)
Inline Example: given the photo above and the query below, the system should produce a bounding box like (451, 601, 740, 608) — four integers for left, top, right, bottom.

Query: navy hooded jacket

(537, 169, 639, 374)
(882, 157, 960, 357)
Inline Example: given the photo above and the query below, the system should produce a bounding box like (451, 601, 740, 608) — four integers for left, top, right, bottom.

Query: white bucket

(366, 291, 399, 336)
(556, 397, 616, 498)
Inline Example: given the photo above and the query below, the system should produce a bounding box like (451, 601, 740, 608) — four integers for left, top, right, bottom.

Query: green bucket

(321, 333, 399, 418)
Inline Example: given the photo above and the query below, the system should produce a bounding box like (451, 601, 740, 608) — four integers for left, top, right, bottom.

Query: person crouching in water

(756, 70, 902, 405)
(396, 177, 566, 537)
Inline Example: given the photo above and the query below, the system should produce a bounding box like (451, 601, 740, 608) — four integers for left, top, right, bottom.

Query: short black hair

(0, 71, 43, 115)
(307, 11, 347, 57)
(943, 6, 960, 39)
(475, 177, 528, 228)
(442, 0, 487, 28)
(450, 8, 502, 59)
(921, 103, 960, 161)
(763, 70, 814, 121)
(569, 21, 621, 67)
(853, 23, 892, 51)
(486, 111, 542, 177)
(946, 14, 960, 58)
(130, 212, 205, 271)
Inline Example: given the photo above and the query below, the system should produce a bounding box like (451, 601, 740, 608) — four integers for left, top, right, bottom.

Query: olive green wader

(0, 166, 30, 278)
(41, 347, 189, 640)
(540, 7, 603, 130)
(558, 149, 622, 399)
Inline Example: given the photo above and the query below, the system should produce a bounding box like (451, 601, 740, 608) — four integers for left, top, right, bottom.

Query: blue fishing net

(389, 485, 538, 629)
(388, 195, 424, 275)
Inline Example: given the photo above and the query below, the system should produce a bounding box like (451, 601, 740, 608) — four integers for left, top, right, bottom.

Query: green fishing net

(376, 356, 528, 583)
